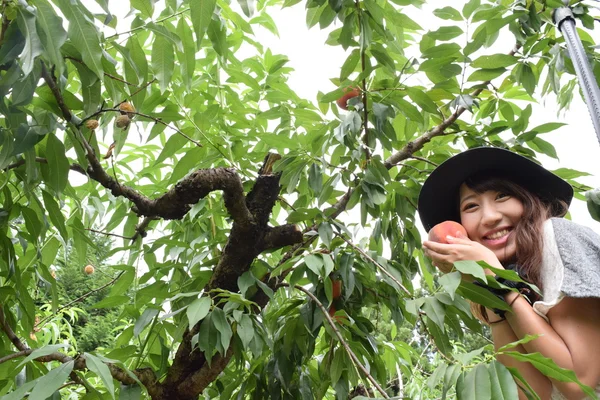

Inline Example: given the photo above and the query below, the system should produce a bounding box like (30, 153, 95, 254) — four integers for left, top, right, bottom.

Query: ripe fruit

(428, 221, 468, 244)
(84, 265, 95, 275)
(85, 119, 99, 130)
(119, 102, 136, 116)
(332, 279, 342, 299)
(115, 115, 130, 130)
(336, 86, 361, 110)
(328, 305, 348, 323)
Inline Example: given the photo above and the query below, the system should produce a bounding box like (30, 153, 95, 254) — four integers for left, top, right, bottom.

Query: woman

(418, 147, 600, 400)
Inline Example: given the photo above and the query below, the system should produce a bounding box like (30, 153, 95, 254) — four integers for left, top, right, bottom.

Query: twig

(0, 349, 30, 365)
(82, 107, 202, 147)
(335, 233, 411, 297)
(410, 155, 438, 167)
(0, 304, 27, 351)
(35, 272, 125, 329)
(418, 314, 454, 363)
(278, 283, 390, 399)
(131, 216, 158, 242)
(86, 228, 133, 240)
(3, 157, 87, 175)
(105, 8, 190, 39)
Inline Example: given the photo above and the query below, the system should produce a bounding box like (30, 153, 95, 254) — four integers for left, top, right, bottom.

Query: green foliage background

(0, 0, 598, 398)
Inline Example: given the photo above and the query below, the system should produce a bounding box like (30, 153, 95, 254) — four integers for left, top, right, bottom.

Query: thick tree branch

(262, 225, 303, 250)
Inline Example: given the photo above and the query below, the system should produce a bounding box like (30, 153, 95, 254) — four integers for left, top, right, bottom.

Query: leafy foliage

(0, 0, 598, 398)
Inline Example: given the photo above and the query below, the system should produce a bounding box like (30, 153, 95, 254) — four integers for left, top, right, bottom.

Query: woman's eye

(496, 193, 509, 200)
(462, 203, 477, 211)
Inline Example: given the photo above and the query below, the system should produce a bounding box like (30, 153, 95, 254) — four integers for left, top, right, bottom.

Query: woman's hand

(422, 232, 504, 275)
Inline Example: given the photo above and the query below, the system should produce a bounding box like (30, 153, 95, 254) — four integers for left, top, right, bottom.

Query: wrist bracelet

(473, 276, 533, 318)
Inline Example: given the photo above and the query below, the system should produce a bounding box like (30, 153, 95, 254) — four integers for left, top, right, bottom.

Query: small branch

(335, 233, 411, 297)
(40, 61, 73, 122)
(105, 8, 190, 39)
(0, 349, 30, 365)
(3, 157, 86, 175)
(0, 304, 27, 351)
(419, 315, 453, 363)
(86, 228, 133, 240)
(35, 272, 125, 329)
(409, 155, 438, 167)
(279, 283, 389, 399)
(82, 107, 202, 147)
(131, 216, 158, 242)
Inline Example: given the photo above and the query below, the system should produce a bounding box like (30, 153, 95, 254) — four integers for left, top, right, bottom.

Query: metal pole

(553, 6, 600, 147)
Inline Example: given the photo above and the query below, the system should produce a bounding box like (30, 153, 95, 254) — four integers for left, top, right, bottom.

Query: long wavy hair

(462, 172, 569, 323)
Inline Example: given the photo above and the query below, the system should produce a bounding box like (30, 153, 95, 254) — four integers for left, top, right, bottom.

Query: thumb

(455, 230, 468, 239)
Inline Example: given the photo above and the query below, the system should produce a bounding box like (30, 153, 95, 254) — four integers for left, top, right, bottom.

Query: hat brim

(418, 147, 573, 232)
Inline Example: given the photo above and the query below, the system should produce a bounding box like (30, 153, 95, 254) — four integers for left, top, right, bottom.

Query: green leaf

(134, 308, 159, 337)
(187, 297, 211, 327)
(396, 98, 424, 124)
(15, 3, 43, 76)
(405, 87, 439, 114)
(457, 364, 491, 400)
(29, 361, 74, 400)
(305, 254, 324, 277)
(177, 18, 196, 91)
(237, 0, 255, 17)
(453, 260, 487, 282)
(488, 361, 519, 400)
(41, 190, 68, 240)
(237, 314, 254, 349)
(43, 134, 70, 194)
(151, 35, 174, 94)
(472, 54, 517, 69)
(212, 308, 233, 354)
(85, 353, 115, 398)
(427, 26, 463, 41)
(463, 0, 480, 19)
(423, 297, 446, 331)
(433, 6, 463, 21)
(131, 0, 154, 19)
(91, 295, 130, 309)
(34, 0, 67, 75)
(467, 68, 506, 82)
(190, 0, 217, 49)
(439, 271, 461, 300)
(425, 316, 452, 356)
(502, 351, 597, 398)
(17, 344, 68, 369)
(208, 17, 227, 58)
(422, 43, 462, 59)
(55, 0, 103, 78)
(498, 334, 541, 352)
(340, 49, 360, 81)
(457, 282, 511, 311)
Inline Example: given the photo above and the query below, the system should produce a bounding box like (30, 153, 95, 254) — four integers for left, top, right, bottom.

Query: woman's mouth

(483, 229, 512, 246)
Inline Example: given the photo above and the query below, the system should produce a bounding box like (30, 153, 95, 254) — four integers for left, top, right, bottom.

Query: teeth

(487, 229, 509, 239)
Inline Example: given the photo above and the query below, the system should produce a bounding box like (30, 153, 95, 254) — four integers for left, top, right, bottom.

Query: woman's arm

(494, 294, 600, 399)
(487, 318, 553, 399)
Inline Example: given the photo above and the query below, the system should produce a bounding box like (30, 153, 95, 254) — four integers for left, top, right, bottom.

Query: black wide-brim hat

(418, 147, 574, 232)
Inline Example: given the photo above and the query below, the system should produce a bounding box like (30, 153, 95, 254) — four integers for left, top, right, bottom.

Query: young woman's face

(459, 183, 524, 263)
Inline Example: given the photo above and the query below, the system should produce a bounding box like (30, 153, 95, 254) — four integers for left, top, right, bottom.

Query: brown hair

(462, 172, 569, 323)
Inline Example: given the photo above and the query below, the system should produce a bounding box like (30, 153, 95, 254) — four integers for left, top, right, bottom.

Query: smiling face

(459, 183, 525, 263)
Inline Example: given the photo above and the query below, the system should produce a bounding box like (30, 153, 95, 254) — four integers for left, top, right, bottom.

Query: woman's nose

(481, 205, 502, 226)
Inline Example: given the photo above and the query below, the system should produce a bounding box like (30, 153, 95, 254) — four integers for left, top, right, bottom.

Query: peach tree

(0, 0, 597, 398)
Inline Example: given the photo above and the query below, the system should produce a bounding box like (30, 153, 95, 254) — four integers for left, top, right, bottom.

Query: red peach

(428, 221, 467, 244)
